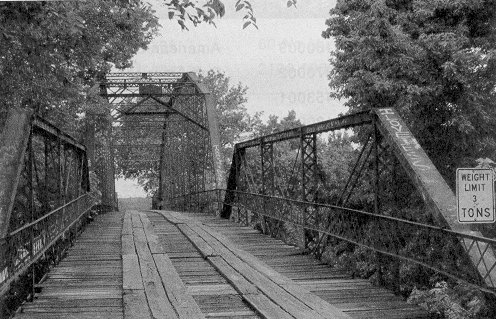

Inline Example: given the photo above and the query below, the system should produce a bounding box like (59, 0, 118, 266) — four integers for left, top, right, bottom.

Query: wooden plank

(193, 212, 432, 319)
(176, 224, 216, 258)
(122, 214, 133, 235)
(122, 234, 135, 255)
(17, 313, 123, 319)
(131, 224, 178, 319)
(154, 253, 205, 319)
(184, 226, 322, 319)
(123, 289, 152, 319)
(207, 256, 259, 295)
(243, 293, 294, 319)
(131, 211, 142, 228)
(194, 223, 352, 319)
(157, 211, 185, 225)
(132, 227, 149, 256)
(123, 211, 180, 319)
(15, 212, 124, 319)
(282, 283, 355, 319)
(143, 211, 431, 319)
(194, 226, 350, 319)
(186, 284, 237, 296)
(188, 223, 351, 319)
(203, 310, 257, 317)
(223, 251, 323, 319)
(122, 254, 143, 290)
(140, 213, 165, 254)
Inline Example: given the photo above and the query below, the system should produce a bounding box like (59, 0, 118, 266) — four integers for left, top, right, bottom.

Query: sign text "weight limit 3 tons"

(456, 168, 495, 223)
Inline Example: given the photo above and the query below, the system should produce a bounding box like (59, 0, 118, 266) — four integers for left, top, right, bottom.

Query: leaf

(207, 0, 225, 17)
(178, 19, 188, 30)
(242, 21, 250, 29)
(236, 3, 244, 11)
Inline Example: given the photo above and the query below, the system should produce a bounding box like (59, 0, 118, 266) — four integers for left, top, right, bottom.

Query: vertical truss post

(260, 140, 274, 234)
(186, 127, 193, 207)
(82, 116, 96, 167)
(100, 120, 117, 212)
(57, 134, 63, 207)
(373, 115, 385, 286)
(28, 129, 34, 256)
(176, 138, 181, 202)
(28, 128, 35, 300)
(186, 71, 224, 191)
(205, 94, 223, 189)
(391, 154, 401, 293)
(82, 115, 97, 208)
(158, 116, 169, 209)
(44, 136, 50, 212)
(261, 141, 275, 195)
(221, 147, 245, 219)
(300, 132, 318, 249)
(373, 118, 380, 215)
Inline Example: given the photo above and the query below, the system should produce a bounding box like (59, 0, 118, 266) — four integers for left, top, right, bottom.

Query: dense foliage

(322, 1, 496, 317)
(322, 0, 496, 184)
(0, 1, 159, 128)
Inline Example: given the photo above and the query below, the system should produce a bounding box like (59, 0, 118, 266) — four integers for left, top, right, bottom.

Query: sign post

(456, 168, 495, 223)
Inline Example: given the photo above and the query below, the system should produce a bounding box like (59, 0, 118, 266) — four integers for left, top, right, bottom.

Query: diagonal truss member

(98, 72, 223, 208)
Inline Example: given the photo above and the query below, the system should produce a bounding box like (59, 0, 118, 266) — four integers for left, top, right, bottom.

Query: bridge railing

(0, 109, 94, 313)
(170, 188, 496, 296)
(0, 193, 93, 295)
(169, 108, 496, 296)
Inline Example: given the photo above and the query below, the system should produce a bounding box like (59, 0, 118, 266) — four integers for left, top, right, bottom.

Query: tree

(0, 1, 159, 137)
(322, 0, 496, 184)
(199, 70, 261, 173)
(253, 110, 302, 136)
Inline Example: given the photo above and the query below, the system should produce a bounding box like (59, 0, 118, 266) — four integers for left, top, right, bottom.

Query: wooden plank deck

(176, 211, 432, 319)
(146, 211, 261, 319)
(15, 212, 124, 319)
(13, 209, 432, 319)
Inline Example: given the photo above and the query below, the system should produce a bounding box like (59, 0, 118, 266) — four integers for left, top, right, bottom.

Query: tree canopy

(323, 0, 496, 182)
(199, 70, 260, 171)
(0, 1, 159, 115)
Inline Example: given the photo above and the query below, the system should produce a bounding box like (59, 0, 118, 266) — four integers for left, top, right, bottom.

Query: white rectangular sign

(456, 168, 495, 223)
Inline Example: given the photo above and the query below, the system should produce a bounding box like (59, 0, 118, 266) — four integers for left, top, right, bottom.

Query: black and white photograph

(0, 1, 495, 318)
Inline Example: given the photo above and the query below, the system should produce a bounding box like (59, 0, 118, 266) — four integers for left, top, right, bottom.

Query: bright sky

(116, 0, 344, 198)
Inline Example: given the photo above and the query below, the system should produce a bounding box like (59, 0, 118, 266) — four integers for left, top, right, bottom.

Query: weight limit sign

(456, 168, 495, 223)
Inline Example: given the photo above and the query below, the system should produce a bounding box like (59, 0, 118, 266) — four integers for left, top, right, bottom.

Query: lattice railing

(168, 108, 496, 296)
(0, 193, 93, 294)
(0, 109, 93, 309)
(170, 189, 496, 295)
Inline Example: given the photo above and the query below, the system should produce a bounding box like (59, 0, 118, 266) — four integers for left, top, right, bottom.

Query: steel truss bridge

(0, 72, 495, 318)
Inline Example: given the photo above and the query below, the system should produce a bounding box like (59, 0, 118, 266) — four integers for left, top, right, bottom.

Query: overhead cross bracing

(98, 72, 223, 209)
